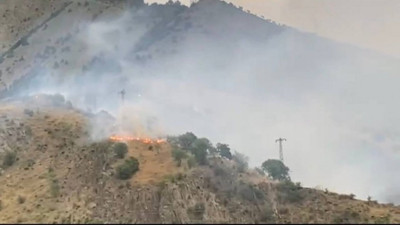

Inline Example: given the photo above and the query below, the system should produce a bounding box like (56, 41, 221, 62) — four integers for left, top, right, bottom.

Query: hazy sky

(147, 0, 400, 58)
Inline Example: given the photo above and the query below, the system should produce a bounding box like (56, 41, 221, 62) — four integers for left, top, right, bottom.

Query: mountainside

(0, 95, 398, 224)
(1, 0, 400, 223)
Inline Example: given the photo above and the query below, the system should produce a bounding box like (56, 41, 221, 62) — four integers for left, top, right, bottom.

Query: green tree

(178, 132, 197, 150)
(113, 142, 128, 159)
(190, 138, 212, 165)
(172, 148, 188, 167)
(116, 157, 140, 180)
(261, 159, 290, 181)
(216, 143, 232, 160)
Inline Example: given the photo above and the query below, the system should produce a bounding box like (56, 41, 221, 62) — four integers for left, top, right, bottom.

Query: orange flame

(109, 135, 166, 144)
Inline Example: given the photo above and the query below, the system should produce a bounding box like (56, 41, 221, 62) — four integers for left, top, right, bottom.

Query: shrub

(172, 148, 188, 167)
(116, 157, 139, 180)
(261, 159, 290, 181)
(113, 142, 128, 159)
(216, 143, 232, 160)
(276, 180, 304, 203)
(237, 182, 265, 203)
(3, 151, 17, 168)
(17, 196, 26, 204)
(190, 138, 212, 165)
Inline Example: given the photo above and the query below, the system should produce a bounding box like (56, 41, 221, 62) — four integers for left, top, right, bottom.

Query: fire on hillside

(109, 135, 167, 144)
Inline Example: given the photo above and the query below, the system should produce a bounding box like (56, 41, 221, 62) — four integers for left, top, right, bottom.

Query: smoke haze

(4, 0, 400, 204)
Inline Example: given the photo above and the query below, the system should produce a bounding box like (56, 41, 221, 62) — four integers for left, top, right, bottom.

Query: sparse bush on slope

(116, 157, 139, 180)
(2, 151, 17, 168)
(113, 142, 128, 159)
(276, 180, 304, 203)
(190, 138, 213, 165)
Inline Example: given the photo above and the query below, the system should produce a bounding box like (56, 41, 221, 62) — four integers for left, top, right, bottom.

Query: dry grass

(127, 141, 183, 186)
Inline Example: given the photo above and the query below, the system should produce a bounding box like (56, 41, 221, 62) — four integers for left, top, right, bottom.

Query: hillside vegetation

(0, 0, 399, 223)
(0, 95, 398, 223)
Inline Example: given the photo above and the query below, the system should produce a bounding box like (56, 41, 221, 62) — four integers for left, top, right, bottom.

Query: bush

(172, 148, 188, 167)
(17, 196, 26, 204)
(261, 159, 290, 181)
(276, 180, 304, 203)
(190, 138, 212, 165)
(116, 157, 139, 180)
(216, 143, 232, 160)
(2, 151, 17, 168)
(113, 142, 128, 159)
(237, 182, 265, 203)
(232, 151, 248, 173)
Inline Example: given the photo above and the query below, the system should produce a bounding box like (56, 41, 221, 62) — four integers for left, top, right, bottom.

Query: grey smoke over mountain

(4, 0, 400, 204)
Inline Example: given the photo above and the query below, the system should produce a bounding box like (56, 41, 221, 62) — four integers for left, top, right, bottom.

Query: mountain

(0, 0, 400, 223)
(0, 94, 398, 224)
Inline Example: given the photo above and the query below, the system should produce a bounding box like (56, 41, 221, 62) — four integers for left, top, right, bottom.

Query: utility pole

(275, 138, 287, 162)
(119, 89, 126, 103)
